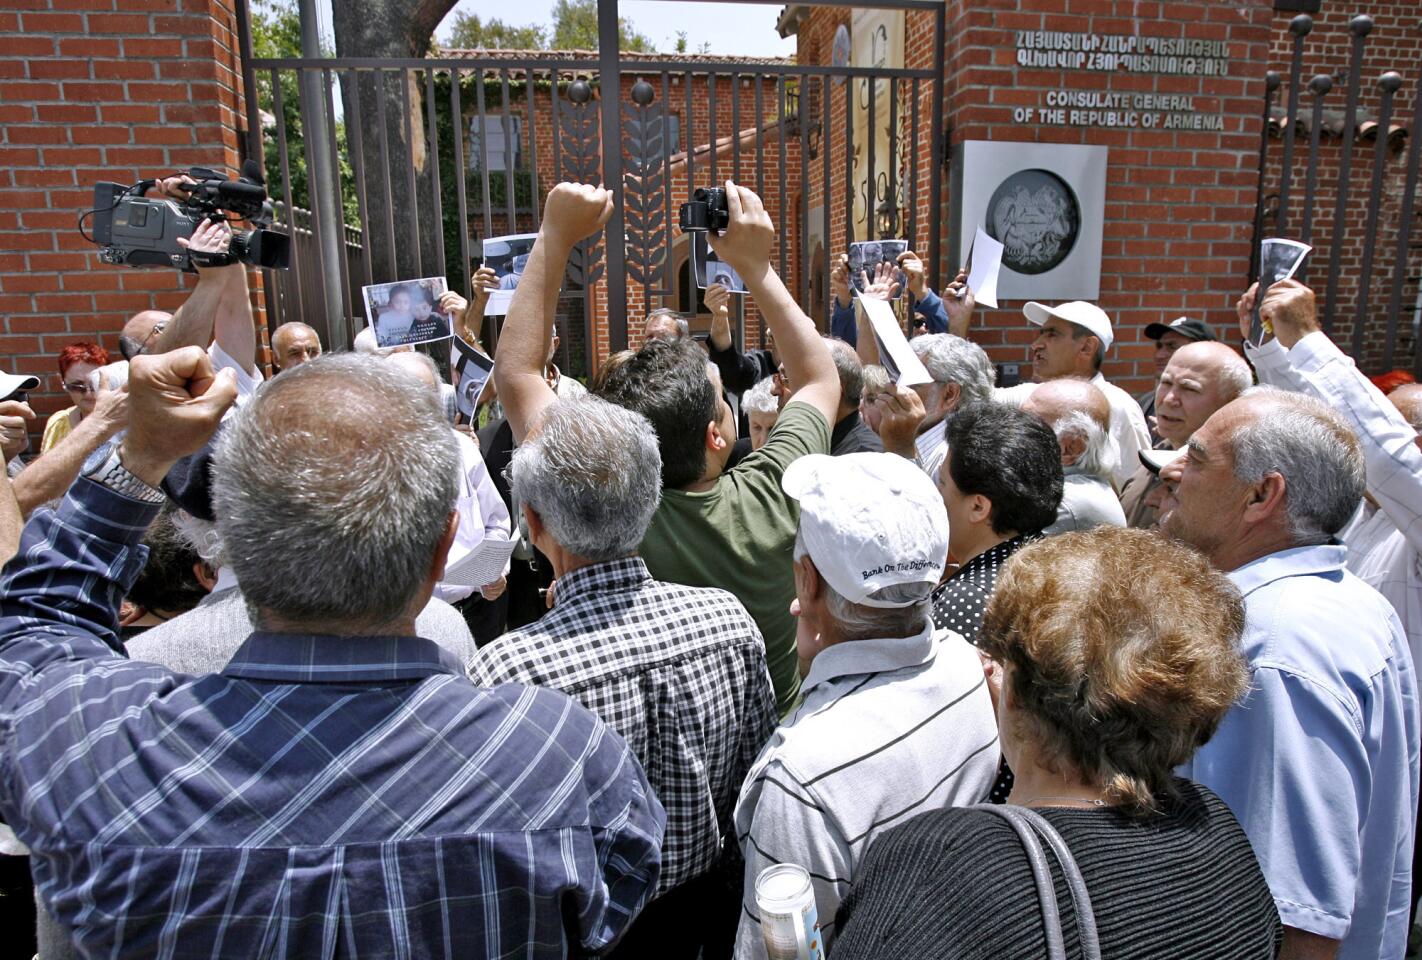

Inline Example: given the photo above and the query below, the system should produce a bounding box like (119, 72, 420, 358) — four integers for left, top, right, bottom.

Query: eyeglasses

(63, 380, 96, 394)
(133, 319, 168, 357)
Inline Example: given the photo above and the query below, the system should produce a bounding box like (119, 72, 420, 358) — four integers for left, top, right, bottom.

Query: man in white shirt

(733, 452, 998, 958)
(999, 301, 1151, 488)
(385, 353, 511, 617)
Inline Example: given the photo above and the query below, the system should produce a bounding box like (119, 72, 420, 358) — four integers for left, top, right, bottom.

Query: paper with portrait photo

(478, 233, 539, 316)
(693, 233, 747, 293)
(848, 239, 908, 299)
(1252, 238, 1313, 343)
(451, 336, 495, 419)
(362, 276, 454, 348)
(858, 294, 932, 387)
(965, 227, 1004, 309)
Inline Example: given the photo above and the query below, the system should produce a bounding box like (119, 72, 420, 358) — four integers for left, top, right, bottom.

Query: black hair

(595, 337, 717, 490)
(126, 510, 208, 615)
(946, 402, 1063, 536)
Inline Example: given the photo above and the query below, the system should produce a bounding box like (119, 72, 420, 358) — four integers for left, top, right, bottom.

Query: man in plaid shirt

(470, 395, 778, 955)
(0, 348, 664, 958)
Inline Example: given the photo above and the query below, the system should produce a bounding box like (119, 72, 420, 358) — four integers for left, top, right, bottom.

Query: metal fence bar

(732, 71, 741, 184)
(777, 75, 787, 283)
(843, 73, 853, 248)
(800, 75, 810, 310)
(1352, 72, 1403, 358)
(684, 70, 695, 200)
(346, 71, 375, 289)
(661, 71, 673, 293)
(475, 73, 494, 240)
(322, 66, 354, 329)
(754, 72, 766, 199)
(500, 70, 517, 231)
(1385, 75, 1422, 369)
(1323, 14, 1374, 332)
(1248, 72, 1279, 286)
(399, 68, 421, 276)
(867, 73, 877, 241)
(270, 67, 306, 325)
(708, 70, 718, 185)
(450, 68, 470, 295)
(527, 68, 542, 230)
(374, 70, 399, 274)
(425, 67, 446, 283)
(909, 77, 920, 250)
(1299, 73, 1331, 253)
(1276, 15, 1312, 236)
(888, 75, 899, 240)
(597, 0, 629, 350)
(928, 0, 945, 288)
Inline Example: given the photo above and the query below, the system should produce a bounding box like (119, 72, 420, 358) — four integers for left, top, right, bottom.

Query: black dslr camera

(86, 160, 290, 272)
(678, 187, 729, 233)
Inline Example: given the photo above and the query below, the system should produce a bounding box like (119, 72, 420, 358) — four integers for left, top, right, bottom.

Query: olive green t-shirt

(638, 401, 831, 716)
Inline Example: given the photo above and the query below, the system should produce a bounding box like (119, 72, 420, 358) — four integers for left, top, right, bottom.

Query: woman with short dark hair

(833, 527, 1283, 959)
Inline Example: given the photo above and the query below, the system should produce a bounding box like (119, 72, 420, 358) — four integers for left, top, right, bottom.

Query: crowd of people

(0, 175, 1416, 960)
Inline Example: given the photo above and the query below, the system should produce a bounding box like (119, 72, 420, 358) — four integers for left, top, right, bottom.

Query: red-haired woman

(40, 342, 109, 454)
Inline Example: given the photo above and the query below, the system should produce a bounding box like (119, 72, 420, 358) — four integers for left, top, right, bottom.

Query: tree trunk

(330, 0, 456, 284)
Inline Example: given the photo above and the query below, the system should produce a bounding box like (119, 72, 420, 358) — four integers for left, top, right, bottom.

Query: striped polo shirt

(732, 622, 999, 957)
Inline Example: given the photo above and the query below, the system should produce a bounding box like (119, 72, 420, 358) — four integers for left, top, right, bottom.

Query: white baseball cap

(0, 371, 40, 400)
(782, 452, 948, 608)
(1023, 301, 1114, 352)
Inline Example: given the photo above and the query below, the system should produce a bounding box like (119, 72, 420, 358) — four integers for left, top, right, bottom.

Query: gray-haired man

(470, 394, 776, 957)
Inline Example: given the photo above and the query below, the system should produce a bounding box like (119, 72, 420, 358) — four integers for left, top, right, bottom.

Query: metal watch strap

(90, 450, 166, 504)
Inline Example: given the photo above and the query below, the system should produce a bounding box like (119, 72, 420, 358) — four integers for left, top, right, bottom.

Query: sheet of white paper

(483, 289, 515, 317)
(966, 228, 1004, 309)
(858, 295, 933, 388)
(442, 536, 517, 589)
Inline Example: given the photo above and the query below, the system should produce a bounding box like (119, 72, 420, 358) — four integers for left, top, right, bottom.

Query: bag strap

(970, 804, 1102, 960)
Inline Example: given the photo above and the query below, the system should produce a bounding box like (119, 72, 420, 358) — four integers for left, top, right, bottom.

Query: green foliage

(444, 11, 546, 50)
(251, 0, 359, 227)
(549, 0, 654, 52)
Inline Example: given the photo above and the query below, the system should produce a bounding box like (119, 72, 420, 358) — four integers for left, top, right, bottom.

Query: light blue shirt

(1182, 543, 1419, 959)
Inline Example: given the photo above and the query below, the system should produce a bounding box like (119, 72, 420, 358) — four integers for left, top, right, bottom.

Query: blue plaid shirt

(0, 479, 665, 959)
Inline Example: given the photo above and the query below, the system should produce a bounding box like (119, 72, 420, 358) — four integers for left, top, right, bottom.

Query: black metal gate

(1253, 13, 1422, 374)
(236, 0, 946, 375)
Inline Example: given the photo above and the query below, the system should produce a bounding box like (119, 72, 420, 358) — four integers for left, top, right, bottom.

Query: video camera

(85, 160, 290, 272)
(678, 186, 729, 233)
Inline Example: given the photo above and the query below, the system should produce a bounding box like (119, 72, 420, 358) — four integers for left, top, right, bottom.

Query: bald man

(1120, 341, 1253, 528)
(270, 322, 322, 373)
(1022, 378, 1127, 535)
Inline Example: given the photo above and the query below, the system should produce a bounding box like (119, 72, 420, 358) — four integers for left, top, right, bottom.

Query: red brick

(123, 37, 183, 57)
(19, 12, 86, 32)
(6, 126, 72, 145)
(36, 103, 97, 123)
(91, 59, 158, 80)
(7, 36, 58, 57)
(86, 12, 153, 33)
(102, 104, 164, 123)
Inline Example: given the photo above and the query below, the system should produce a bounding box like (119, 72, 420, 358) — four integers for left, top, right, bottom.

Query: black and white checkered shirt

(469, 557, 778, 894)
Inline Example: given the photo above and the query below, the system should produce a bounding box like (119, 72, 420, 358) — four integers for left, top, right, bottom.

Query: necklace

(1017, 795, 1106, 808)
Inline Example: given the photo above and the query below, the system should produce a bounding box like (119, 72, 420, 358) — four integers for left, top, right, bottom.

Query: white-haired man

(733, 452, 998, 957)
(269, 321, 322, 372)
(0, 350, 664, 956)
(471, 395, 775, 956)
(1022, 378, 1126, 535)
(1160, 388, 1418, 960)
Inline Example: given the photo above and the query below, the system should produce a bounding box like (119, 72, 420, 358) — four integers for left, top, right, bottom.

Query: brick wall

(937, 0, 1274, 395)
(0, 0, 259, 447)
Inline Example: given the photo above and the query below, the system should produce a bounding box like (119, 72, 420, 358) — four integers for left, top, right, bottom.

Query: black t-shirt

(832, 778, 1282, 960)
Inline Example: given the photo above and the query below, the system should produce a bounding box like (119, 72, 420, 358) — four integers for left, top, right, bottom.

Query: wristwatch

(83, 444, 166, 504)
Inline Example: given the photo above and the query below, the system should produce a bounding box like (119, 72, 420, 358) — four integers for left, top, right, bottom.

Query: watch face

(82, 440, 117, 476)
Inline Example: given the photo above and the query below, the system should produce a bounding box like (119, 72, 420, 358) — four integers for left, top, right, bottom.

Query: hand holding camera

(705, 181, 774, 285)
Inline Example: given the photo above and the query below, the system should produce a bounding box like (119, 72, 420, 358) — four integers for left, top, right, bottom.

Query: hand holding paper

(965, 228, 1003, 309)
(857, 294, 933, 388)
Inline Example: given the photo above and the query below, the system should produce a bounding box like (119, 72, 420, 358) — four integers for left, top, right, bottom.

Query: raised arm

(0, 469, 18, 566)
(10, 386, 127, 517)
(493, 183, 615, 443)
(708, 181, 840, 426)
(705, 282, 763, 393)
(458, 266, 499, 348)
(154, 219, 253, 365)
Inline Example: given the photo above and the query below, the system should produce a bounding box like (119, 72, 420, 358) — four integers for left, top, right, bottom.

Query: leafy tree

(444, 11, 546, 50)
(251, 0, 358, 225)
(550, 0, 654, 52)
